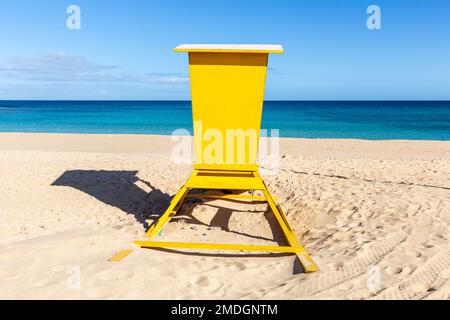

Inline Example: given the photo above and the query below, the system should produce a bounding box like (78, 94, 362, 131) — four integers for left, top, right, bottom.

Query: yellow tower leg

(112, 168, 319, 273)
(257, 177, 318, 272)
(144, 184, 190, 240)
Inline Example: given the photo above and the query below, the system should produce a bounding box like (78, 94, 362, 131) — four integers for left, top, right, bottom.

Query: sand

(1, 133, 450, 299)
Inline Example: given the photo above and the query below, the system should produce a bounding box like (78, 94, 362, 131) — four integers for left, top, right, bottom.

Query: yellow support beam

(194, 163, 258, 172)
(108, 249, 133, 262)
(144, 185, 190, 239)
(134, 240, 306, 254)
(255, 172, 319, 273)
(109, 169, 319, 273)
(117, 169, 319, 273)
(186, 193, 267, 201)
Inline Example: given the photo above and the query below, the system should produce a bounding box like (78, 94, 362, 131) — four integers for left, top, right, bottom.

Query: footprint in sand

(346, 288, 371, 300)
(429, 233, 448, 245)
(425, 243, 436, 249)
(201, 264, 221, 272)
(221, 262, 247, 272)
(96, 269, 134, 281)
(400, 265, 414, 276)
(0, 266, 19, 279)
(86, 263, 106, 272)
(85, 286, 115, 299)
(32, 278, 57, 288)
(338, 282, 353, 291)
(409, 283, 431, 294)
(159, 268, 178, 277)
(331, 261, 344, 271)
(195, 276, 210, 287)
(384, 265, 403, 275)
(439, 268, 450, 280)
(405, 249, 423, 258)
(49, 265, 67, 272)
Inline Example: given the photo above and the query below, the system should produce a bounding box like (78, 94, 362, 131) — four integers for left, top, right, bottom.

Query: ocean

(0, 100, 449, 140)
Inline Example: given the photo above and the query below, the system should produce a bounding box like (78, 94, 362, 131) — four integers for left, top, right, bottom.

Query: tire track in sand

(262, 229, 409, 298)
(373, 247, 450, 299)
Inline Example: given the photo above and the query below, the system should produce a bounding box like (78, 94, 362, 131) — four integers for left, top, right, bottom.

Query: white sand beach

(1, 133, 450, 299)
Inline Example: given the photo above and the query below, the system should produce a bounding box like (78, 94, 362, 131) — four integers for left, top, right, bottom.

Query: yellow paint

(108, 249, 133, 262)
(185, 171, 265, 190)
(189, 52, 268, 167)
(193, 163, 258, 172)
(135, 241, 305, 254)
(186, 193, 267, 201)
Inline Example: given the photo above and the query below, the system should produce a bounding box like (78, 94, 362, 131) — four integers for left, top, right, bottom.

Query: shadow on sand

(52, 170, 170, 229)
(52, 170, 298, 262)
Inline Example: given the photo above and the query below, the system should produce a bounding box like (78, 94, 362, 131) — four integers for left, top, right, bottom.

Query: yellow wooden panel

(188, 52, 268, 168)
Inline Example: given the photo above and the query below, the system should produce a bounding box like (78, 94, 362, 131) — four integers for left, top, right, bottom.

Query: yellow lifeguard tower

(117, 44, 318, 273)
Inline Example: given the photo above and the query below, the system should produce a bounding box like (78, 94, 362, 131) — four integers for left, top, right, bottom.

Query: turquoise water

(0, 100, 449, 140)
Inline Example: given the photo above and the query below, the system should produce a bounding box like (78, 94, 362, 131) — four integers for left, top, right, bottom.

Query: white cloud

(0, 52, 189, 84)
(267, 67, 285, 75)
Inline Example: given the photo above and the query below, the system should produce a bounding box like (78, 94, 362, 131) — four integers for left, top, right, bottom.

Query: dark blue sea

(0, 100, 449, 140)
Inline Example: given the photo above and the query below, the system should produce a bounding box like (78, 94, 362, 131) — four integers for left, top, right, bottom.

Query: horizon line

(1, 99, 450, 102)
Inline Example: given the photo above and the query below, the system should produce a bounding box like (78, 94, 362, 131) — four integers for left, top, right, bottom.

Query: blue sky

(0, 0, 449, 100)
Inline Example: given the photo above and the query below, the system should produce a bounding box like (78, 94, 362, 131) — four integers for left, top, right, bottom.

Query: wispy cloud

(267, 67, 285, 75)
(0, 52, 189, 84)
